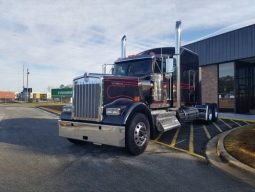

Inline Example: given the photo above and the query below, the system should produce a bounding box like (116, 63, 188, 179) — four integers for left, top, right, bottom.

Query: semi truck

(59, 21, 218, 155)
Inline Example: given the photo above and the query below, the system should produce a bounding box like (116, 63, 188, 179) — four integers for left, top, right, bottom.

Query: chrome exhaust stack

(121, 35, 127, 58)
(175, 21, 181, 108)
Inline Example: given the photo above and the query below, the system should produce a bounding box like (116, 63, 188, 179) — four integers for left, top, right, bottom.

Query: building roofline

(185, 21, 255, 46)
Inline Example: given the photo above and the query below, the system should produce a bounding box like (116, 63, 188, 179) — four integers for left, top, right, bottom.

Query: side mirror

(166, 58, 175, 73)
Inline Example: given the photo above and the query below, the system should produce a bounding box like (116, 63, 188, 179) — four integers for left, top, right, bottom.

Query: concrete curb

(37, 107, 60, 116)
(217, 127, 255, 175)
(206, 128, 255, 187)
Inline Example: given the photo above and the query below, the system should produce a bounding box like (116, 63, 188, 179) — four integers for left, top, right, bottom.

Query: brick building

(185, 24, 255, 114)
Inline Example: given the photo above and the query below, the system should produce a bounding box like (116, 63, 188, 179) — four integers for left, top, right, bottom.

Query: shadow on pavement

(0, 117, 129, 158)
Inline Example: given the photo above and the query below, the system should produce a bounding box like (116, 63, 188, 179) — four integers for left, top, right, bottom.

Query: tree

(60, 84, 65, 89)
(59, 84, 73, 89)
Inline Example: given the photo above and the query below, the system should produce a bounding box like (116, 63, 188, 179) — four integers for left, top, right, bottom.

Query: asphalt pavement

(0, 106, 254, 192)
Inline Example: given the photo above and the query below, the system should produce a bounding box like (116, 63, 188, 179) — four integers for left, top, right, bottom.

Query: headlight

(106, 108, 121, 116)
(63, 106, 72, 112)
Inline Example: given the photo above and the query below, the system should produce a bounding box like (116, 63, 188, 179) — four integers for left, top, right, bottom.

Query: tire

(67, 138, 86, 145)
(211, 103, 218, 122)
(126, 113, 150, 155)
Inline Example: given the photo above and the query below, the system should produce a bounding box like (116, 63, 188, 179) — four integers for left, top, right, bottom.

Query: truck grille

(73, 75, 102, 121)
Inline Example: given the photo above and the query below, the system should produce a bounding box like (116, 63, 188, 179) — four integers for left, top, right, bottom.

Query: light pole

(23, 64, 25, 101)
(27, 68, 30, 102)
(23, 64, 25, 89)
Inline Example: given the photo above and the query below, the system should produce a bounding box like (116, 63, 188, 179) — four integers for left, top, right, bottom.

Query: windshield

(114, 58, 152, 77)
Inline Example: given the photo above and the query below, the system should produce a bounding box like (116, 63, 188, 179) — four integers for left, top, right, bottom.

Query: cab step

(155, 111, 181, 132)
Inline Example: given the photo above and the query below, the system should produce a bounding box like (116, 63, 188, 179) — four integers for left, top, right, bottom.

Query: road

(0, 106, 254, 192)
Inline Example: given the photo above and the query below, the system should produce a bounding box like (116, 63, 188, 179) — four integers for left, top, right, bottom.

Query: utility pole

(23, 64, 25, 101)
(23, 64, 25, 89)
(26, 68, 30, 102)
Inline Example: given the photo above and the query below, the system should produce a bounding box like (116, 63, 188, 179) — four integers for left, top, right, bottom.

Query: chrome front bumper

(58, 120, 125, 147)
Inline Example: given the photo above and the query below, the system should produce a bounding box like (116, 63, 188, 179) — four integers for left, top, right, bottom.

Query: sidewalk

(206, 127, 255, 187)
(219, 112, 255, 122)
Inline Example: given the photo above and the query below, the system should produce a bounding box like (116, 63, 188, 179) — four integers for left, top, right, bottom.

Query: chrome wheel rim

(209, 111, 212, 121)
(215, 111, 218, 118)
(134, 122, 147, 147)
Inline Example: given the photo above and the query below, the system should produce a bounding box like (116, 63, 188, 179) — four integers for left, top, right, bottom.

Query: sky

(0, 0, 255, 93)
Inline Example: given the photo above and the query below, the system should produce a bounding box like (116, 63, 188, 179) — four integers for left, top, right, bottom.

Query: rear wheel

(206, 104, 213, 124)
(126, 113, 150, 155)
(211, 103, 218, 122)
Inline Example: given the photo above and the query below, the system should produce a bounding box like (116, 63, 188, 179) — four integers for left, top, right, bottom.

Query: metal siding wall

(218, 34, 223, 61)
(227, 32, 232, 61)
(201, 41, 206, 64)
(240, 28, 245, 57)
(184, 24, 255, 65)
(230, 31, 235, 59)
(253, 25, 255, 54)
(206, 39, 210, 63)
(247, 26, 253, 57)
(235, 29, 239, 58)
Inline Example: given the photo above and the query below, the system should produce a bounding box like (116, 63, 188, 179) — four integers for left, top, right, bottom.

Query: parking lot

(0, 105, 254, 192)
(154, 118, 253, 159)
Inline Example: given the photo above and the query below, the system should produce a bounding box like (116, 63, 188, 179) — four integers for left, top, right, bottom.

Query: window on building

(218, 62, 235, 111)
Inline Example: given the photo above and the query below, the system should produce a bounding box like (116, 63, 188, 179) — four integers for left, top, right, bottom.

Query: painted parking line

(175, 123, 190, 151)
(213, 120, 230, 131)
(244, 120, 255, 125)
(155, 132, 164, 141)
(212, 122, 223, 132)
(170, 127, 180, 147)
(157, 129, 176, 144)
(219, 119, 233, 129)
(233, 120, 249, 126)
(189, 123, 194, 153)
(153, 140, 206, 160)
(206, 123, 221, 138)
(202, 125, 211, 139)
(230, 119, 242, 127)
(153, 118, 249, 160)
(223, 119, 240, 128)
(220, 117, 255, 124)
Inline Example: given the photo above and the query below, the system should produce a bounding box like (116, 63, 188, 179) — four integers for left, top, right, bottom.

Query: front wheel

(67, 138, 86, 145)
(126, 113, 150, 155)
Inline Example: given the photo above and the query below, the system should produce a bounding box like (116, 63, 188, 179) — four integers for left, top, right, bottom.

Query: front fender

(102, 98, 153, 128)
(60, 111, 72, 121)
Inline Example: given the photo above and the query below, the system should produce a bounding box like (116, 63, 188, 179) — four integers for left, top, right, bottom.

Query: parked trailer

(59, 21, 218, 155)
